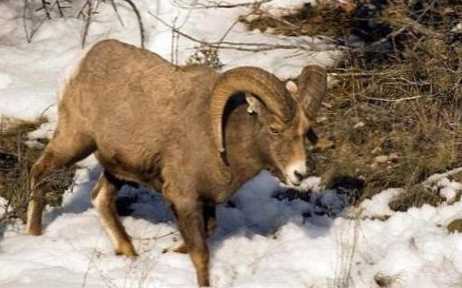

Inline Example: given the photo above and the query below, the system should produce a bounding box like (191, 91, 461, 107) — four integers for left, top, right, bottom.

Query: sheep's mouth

(284, 177, 303, 188)
(271, 169, 302, 188)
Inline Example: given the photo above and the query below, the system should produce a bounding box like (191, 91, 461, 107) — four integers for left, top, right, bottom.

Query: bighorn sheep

(26, 39, 327, 287)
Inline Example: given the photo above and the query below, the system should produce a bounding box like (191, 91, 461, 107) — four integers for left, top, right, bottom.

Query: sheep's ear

(296, 65, 327, 119)
(245, 94, 263, 115)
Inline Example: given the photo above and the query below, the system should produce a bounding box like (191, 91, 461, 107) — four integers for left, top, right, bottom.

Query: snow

(260, 0, 314, 16)
(0, 196, 7, 216)
(1, 0, 462, 287)
(359, 188, 403, 217)
(3, 168, 462, 287)
(436, 178, 462, 203)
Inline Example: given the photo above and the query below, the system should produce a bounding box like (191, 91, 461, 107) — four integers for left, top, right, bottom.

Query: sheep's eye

(269, 127, 281, 135)
(305, 128, 318, 144)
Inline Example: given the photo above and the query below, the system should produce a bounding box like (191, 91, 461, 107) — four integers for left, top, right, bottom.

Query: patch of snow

(0, 73, 12, 89)
(451, 22, 462, 33)
(260, 0, 315, 16)
(27, 106, 58, 142)
(4, 163, 462, 288)
(0, 196, 7, 216)
(359, 188, 403, 217)
(436, 178, 462, 203)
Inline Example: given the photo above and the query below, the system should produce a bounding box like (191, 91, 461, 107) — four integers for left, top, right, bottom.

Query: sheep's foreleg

(203, 204, 216, 238)
(173, 203, 216, 254)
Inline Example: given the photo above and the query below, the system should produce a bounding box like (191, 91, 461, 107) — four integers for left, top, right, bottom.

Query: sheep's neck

(224, 106, 266, 185)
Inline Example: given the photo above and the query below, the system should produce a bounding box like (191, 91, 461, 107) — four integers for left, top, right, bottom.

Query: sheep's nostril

(294, 170, 305, 182)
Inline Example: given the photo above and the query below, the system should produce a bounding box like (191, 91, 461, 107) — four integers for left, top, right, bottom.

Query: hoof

(173, 243, 188, 254)
(26, 224, 42, 236)
(115, 242, 138, 257)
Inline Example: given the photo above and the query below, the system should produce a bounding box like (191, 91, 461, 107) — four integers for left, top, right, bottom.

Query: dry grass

(239, 1, 352, 37)
(0, 117, 75, 224)
(243, 0, 462, 210)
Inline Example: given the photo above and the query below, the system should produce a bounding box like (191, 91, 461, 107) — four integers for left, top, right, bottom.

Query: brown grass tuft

(239, 1, 353, 37)
(0, 117, 75, 224)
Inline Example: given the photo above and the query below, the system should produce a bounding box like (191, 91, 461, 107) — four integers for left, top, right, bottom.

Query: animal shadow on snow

(43, 164, 174, 229)
(43, 167, 363, 249)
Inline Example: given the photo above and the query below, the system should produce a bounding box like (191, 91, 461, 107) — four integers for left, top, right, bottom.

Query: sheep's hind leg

(91, 171, 137, 257)
(26, 131, 95, 235)
(171, 200, 210, 287)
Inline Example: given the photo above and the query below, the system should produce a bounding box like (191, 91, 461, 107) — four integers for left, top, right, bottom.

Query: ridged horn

(209, 66, 295, 156)
(297, 65, 327, 120)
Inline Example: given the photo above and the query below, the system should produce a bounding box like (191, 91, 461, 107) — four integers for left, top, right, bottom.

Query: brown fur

(26, 39, 326, 287)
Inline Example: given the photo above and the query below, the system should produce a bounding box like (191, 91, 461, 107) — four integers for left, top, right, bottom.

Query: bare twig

(331, 70, 395, 77)
(109, 0, 125, 27)
(149, 12, 338, 53)
(81, 0, 94, 48)
(40, 0, 51, 19)
(55, 0, 64, 17)
(173, 0, 271, 9)
(23, 0, 31, 42)
(216, 18, 240, 44)
(170, 16, 179, 64)
(119, 0, 145, 48)
(77, 0, 90, 17)
(364, 95, 425, 103)
(23, 0, 48, 43)
(78, 0, 144, 48)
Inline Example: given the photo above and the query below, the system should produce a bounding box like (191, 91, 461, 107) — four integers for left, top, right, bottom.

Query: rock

(374, 273, 394, 287)
(374, 155, 388, 164)
(388, 153, 399, 162)
(353, 121, 365, 129)
(371, 146, 382, 154)
(447, 219, 462, 233)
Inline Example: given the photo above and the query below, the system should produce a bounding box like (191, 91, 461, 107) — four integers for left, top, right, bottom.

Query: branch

(81, 0, 93, 48)
(364, 95, 425, 103)
(148, 12, 340, 53)
(109, 0, 125, 27)
(119, 0, 145, 48)
(23, 0, 31, 42)
(40, 0, 51, 19)
(172, 0, 271, 9)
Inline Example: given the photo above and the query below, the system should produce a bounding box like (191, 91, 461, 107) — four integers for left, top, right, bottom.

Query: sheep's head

(209, 65, 326, 187)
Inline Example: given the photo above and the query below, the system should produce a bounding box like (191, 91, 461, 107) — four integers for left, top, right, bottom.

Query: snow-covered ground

(2, 1, 462, 287)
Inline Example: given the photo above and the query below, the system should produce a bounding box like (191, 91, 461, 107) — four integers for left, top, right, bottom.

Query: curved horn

(209, 66, 295, 155)
(297, 65, 327, 120)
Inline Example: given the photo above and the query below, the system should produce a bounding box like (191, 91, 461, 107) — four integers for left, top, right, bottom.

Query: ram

(26, 39, 327, 287)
